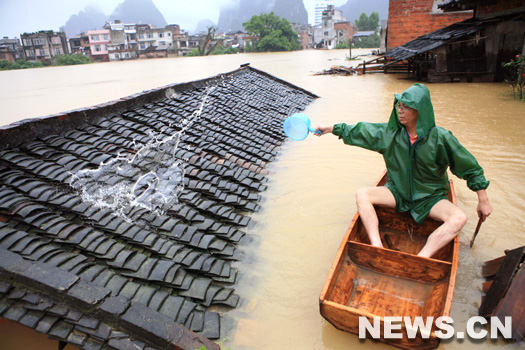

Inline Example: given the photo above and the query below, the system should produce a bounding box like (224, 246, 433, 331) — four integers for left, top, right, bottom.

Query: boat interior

(325, 204, 455, 320)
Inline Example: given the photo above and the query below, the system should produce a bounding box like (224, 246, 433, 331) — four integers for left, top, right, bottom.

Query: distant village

(0, 0, 523, 85)
(0, 5, 371, 65)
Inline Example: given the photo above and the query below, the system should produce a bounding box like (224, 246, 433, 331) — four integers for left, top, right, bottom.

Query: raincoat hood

(333, 82, 489, 223)
(388, 83, 436, 139)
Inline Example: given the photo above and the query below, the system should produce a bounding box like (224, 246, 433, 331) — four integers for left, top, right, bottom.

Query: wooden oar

(469, 217, 484, 248)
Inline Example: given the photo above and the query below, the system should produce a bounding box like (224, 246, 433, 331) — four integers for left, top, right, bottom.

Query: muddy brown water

(0, 50, 523, 350)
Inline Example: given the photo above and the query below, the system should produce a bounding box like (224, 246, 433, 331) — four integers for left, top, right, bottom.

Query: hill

(63, 5, 107, 37)
(64, 0, 168, 37)
(108, 0, 167, 28)
(218, 0, 308, 33)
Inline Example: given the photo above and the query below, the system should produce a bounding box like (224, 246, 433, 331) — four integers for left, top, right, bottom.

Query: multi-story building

(169, 25, 191, 55)
(137, 24, 184, 53)
(68, 33, 91, 55)
(0, 37, 24, 62)
(314, 5, 347, 49)
(315, 0, 334, 26)
(104, 21, 138, 61)
(291, 24, 314, 50)
(90, 21, 190, 60)
(334, 21, 356, 47)
(20, 31, 69, 63)
(87, 29, 111, 62)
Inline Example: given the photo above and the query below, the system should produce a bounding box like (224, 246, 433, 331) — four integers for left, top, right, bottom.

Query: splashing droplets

(71, 87, 216, 222)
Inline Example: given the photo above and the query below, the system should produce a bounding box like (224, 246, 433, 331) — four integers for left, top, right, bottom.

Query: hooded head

(388, 83, 436, 138)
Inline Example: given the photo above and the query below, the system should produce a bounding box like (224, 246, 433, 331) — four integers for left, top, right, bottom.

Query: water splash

(70, 86, 216, 222)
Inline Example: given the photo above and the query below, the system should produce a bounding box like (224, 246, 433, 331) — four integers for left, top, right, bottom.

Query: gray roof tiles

(0, 66, 317, 349)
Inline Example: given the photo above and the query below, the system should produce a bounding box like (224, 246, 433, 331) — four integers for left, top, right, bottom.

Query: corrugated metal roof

(354, 31, 376, 37)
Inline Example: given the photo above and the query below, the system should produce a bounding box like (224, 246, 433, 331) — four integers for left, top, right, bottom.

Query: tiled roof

(0, 65, 317, 349)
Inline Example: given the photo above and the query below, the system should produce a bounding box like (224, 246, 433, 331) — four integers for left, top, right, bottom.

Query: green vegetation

(0, 54, 91, 70)
(0, 59, 44, 70)
(52, 54, 92, 66)
(502, 54, 525, 101)
(185, 48, 202, 57)
(352, 12, 380, 49)
(186, 45, 239, 57)
(353, 34, 380, 48)
(198, 26, 218, 56)
(243, 12, 300, 52)
(335, 36, 380, 50)
(355, 12, 380, 31)
(244, 42, 256, 53)
(211, 45, 239, 55)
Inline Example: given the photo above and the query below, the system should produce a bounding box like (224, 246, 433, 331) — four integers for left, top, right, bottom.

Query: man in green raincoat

(315, 83, 493, 258)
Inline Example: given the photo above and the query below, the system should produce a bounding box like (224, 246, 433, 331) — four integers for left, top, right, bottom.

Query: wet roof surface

(0, 66, 317, 349)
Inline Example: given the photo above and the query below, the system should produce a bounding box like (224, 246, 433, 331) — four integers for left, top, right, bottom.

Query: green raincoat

(332, 83, 490, 224)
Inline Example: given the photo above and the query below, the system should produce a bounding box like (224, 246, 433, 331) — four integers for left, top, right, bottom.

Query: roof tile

(0, 66, 317, 348)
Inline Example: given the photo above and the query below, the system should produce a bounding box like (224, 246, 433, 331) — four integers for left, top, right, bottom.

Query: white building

(315, 0, 334, 26)
(314, 5, 346, 49)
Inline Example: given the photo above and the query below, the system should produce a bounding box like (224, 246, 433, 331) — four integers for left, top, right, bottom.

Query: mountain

(108, 0, 167, 27)
(272, 0, 308, 25)
(63, 5, 107, 37)
(195, 19, 217, 34)
(336, 0, 389, 22)
(64, 0, 168, 37)
(217, 0, 308, 33)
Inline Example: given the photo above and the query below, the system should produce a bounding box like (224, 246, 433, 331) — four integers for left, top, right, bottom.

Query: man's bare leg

(418, 200, 467, 258)
(355, 186, 397, 248)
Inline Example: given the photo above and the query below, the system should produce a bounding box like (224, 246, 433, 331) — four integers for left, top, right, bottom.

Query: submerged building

(0, 66, 317, 349)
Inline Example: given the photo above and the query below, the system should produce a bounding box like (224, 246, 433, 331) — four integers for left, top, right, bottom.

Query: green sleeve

(444, 131, 490, 191)
(332, 122, 388, 153)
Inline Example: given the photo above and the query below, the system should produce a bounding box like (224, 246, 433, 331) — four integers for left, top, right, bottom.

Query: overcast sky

(0, 0, 348, 38)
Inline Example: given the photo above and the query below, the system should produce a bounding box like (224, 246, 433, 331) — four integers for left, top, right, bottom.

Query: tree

(353, 34, 380, 48)
(355, 11, 380, 31)
(243, 12, 300, 52)
(198, 26, 218, 56)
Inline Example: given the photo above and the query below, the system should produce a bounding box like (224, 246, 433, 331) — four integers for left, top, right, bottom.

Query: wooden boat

(319, 170, 459, 350)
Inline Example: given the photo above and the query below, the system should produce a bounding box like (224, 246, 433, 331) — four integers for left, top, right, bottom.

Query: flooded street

(1, 50, 524, 350)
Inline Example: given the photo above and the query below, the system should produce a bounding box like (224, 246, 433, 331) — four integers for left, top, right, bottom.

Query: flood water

(1, 50, 524, 350)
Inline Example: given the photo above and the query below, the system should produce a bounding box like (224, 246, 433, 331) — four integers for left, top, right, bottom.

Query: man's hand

(314, 125, 333, 136)
(476, 189, 493, 221)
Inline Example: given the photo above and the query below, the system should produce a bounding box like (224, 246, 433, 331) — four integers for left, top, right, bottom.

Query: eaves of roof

(383, 13, 523, 63)
(0, 65, 318, 349)
(438, 0, 497, 12)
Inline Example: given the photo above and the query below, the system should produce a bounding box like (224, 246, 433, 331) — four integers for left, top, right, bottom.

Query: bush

(185, 45, 239, 57)
(353, 34, 380, 48)
(185, 48, 201, 57)
(210, 45, 239, 55)
(0, 59, 43, 70)
(53, 54, 92, 66)
(0, 60, 11, 70)
(244, 42, 256, 53)
(502, 54, 525, 101)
